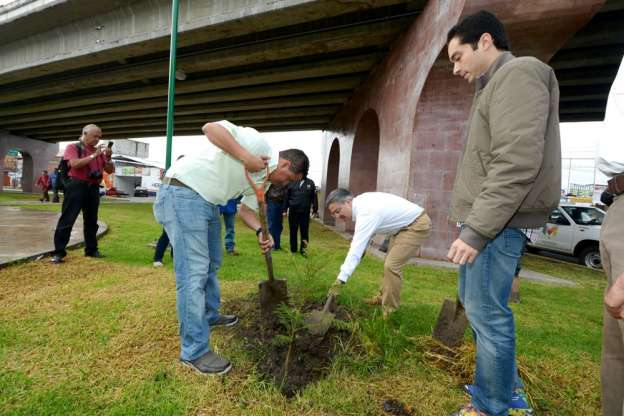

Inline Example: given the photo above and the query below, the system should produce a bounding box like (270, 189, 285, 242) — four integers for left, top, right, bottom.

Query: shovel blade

(432, 298, 469, 348)
(259, 279, 288, 316)
(304, 310, 335, 336)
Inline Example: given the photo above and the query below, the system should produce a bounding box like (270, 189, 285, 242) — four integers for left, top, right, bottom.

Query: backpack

(57, 142, 83, 189)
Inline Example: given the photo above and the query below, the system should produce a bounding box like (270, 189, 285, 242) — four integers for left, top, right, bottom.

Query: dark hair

(447, 10, 509, 51)
(279, 148, 309, 177)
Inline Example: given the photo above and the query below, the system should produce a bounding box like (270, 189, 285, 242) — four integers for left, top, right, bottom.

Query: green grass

(0, 199, 605, 415)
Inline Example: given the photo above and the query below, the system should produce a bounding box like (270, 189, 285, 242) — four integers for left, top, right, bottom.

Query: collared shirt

(337, 192, 424, 282)
(165, 120, 275, 210)
(64, 142, 109, 185)
(597, 59, 624, 177)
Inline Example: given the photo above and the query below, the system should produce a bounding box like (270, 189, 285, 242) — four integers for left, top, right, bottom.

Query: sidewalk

(0, 206, 107, 268)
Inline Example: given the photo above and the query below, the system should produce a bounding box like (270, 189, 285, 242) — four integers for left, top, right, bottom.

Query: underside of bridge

(0, 0, 428, 141)
(0, 0, 622, 142)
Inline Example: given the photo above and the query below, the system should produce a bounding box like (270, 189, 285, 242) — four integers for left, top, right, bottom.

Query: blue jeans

(222, 212, 236, 252)
(153, 184, 223, 361)
(458, 228, 526, 416)
(267, 200, 284, 249)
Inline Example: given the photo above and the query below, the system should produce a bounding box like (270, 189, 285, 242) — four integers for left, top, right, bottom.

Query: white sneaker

(153, 261, 164, 267)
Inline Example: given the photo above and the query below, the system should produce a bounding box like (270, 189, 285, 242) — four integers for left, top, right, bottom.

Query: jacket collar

(476, 51, 515, 92)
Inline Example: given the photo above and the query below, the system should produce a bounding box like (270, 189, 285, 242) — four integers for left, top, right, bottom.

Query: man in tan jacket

(597, 59, 624, 416)
(446, 11, 561, 416)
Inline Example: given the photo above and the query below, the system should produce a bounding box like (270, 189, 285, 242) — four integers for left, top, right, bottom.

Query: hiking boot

(464, 385, 534, 415)
(363, 293, 382, 306)
(50, 255, 64, 264)
(153, 261, 164, 267)
(209, 314, 238, 328)
(180, 351, 231, 375)
(450, 404, 487, 416)
(85, 251, 105, 258)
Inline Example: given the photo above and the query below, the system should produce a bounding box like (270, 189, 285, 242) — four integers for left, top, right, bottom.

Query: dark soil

(382, 398, 415, 416)
(228, 296, 353, 397)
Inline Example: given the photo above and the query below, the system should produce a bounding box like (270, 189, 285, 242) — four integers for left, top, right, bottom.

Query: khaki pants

(380, 212, 431, 314)
(601, 195, 624, 416)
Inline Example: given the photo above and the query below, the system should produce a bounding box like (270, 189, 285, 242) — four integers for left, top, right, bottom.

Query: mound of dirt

(228, 297, 353, 397)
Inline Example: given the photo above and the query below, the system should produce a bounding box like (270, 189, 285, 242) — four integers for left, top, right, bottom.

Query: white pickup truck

(526, 204, 605, 270)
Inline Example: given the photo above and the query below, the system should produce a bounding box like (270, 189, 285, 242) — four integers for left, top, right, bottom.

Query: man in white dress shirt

(326, 188, 431, 316)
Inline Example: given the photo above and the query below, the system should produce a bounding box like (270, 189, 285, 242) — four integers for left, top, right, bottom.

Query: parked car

(526, 204, 604, 270)
(133, 186, 149, 197)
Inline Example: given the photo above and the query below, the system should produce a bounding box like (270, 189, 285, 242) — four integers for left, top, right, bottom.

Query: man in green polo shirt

(153, 120, 309, 375)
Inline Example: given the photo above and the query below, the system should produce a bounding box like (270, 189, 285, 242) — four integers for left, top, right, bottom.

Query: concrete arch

(0, 132, 59, 193)
(323, 138, 340, 225)
(348, 109, 380, 196)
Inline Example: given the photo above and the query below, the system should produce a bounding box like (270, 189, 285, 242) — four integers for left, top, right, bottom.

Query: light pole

(165, 0, 180, 169)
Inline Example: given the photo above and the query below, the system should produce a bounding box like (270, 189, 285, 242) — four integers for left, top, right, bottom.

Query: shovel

(245, 167, 288, 317)
(432, 297, 469, 348)
(304, 293, 336, 336)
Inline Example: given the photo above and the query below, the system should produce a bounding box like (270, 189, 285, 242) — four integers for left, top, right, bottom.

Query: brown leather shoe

(227, 250, 239, 256)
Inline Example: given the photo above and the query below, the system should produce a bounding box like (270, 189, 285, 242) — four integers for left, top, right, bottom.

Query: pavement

(320, 220, 578, 287)
(0, 205, 107, 268)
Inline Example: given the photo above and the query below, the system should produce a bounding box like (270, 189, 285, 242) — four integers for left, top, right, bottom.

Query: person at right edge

(597, 57, 624, 416)
(446, 11, 560, 416)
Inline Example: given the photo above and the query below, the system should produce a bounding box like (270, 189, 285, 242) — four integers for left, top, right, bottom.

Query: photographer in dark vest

(51, 124, 114, 263)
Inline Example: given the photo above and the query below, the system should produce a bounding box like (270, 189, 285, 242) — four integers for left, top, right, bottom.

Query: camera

(88, 170, 103, 181)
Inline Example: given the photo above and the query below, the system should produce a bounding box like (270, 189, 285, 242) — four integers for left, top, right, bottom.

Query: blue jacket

(218, 197, 241, 215)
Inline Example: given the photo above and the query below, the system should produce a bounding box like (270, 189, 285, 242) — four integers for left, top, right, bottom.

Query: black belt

(163, 177, 190, 189)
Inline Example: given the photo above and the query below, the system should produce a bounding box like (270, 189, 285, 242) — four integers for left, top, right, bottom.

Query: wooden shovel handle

(244, 166, 274, 281)
(323, 293, 335, 313)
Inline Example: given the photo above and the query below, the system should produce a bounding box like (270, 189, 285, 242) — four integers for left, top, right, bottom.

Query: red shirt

(36, 174, 50, 190)
(64, 143, 109, 185)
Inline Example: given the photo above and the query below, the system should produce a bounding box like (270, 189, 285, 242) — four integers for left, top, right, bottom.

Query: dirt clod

(382, 398, 414, 416)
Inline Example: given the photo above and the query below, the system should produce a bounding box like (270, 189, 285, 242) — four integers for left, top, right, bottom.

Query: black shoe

(50, 255, 64, 264)
(180, 351, 231, 375)
(85, 251, 105, 258)
(300, 249, 307, 258)
(210, 314, 238, 328)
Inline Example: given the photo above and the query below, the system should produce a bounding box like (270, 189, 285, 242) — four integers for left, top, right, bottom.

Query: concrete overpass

(0, 0, 429, 140)
(0, 0, 622, 142)
(0, 0, 622, 257)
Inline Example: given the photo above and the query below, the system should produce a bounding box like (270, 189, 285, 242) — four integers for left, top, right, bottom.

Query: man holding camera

(51, 124, 114, 264)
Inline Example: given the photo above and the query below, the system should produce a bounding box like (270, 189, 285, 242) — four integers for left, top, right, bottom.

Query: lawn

(0, 194, 606, 415)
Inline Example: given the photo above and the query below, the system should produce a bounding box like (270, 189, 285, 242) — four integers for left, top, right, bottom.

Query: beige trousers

(380, 212, 432, 314)
(601, 195, 624, 416)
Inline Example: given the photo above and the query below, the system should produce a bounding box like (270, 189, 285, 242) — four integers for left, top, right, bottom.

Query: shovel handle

(244, 166, 274, 282)
(322, 293, 335, 313)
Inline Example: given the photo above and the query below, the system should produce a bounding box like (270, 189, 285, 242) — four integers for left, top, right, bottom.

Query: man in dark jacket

(446, 10, 560, 416)
(266, 184, 287, 250)
(285, 176, 318, 256)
